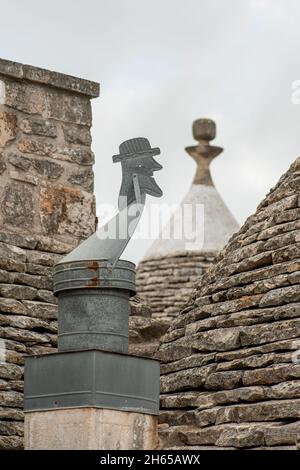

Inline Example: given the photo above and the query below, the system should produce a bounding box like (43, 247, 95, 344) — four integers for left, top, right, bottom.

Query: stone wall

(129, 296, 170, 358)
(158, 157, 300, 450)
(136, 252, 216, 320)
(0, 59, 99, 449)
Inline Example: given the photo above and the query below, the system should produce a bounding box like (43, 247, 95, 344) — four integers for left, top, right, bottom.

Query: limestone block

(20, 117, 57, 137)
(2, 182, 36, 228)
(0, 111, 17, 147)
(0, 152, 6, 173)
(63, 123, 92, 146)
(39, 183, 95, 237)
(25, 408, 157, 450)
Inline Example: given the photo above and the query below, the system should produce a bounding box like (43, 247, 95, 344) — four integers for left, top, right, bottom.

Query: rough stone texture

(129, 312, 170, 359)
(158, 157, 300, 450)
(0, 58, 99, 449)
(137, 252, 216, 320)
(25, 408, 157, 450)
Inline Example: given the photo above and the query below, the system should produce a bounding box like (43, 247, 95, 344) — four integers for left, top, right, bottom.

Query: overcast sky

(1, 0, 299, 262)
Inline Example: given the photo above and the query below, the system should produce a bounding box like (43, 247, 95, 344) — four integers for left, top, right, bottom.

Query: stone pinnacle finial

(185, 118, 223, 186)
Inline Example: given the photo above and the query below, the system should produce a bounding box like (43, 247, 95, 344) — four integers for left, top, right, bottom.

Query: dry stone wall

(129, 296, 170, 358)
(137, 252, 217, 321)
(158, 157, 300, 450)
(0, 59, 99, 449)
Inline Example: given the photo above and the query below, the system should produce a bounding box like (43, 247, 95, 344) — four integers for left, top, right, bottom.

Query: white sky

(1, 0, 299, 262)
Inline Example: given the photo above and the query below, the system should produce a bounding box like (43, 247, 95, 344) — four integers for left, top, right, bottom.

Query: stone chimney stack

(0, 58, 99, 449)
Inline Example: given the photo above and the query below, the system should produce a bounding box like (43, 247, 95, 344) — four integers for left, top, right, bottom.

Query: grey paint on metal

(54, 259, 135, 353)
(57, 137, 163, 267)
(53, 259, 136, 296)
(58, 289, 130, 353)
(24, 350, 160, 415)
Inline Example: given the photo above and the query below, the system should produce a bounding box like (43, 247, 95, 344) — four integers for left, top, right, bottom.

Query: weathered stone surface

(0, 325, 50, 344)
(63, 123, 92, 146)
(39, 183, 95, 237)
(0, 314, 52, 332)
(0, 59, 23, 78)
(22, 300, 57, 320)
(20, 117, 57, 137)
(128, 315, 169, 358)
(259, 285, 300, 307)
(35, 235, 75, 254)
(0, 269, 15, 283)
(158, 157, 300, 450)
(0, 284, 37, 300)
(0, 298, 26, 314)
(0, 406, 24, 420)
(0, 363, 23, 380)
(137, 252, 216, 321)
(14, 272, 52, 290)
(0, 110, 17, 146)
(31, 158, 64, 181)
(25, 249, 61, 266)
(0, 339, 26, 353)
(0, 152, 6, 173)
(8, 153, 32, 171)
(9, 170, 39, 186)
(2, 349, 24, 366)
(130, 296, 152, 318)
(264, 422, 300, 446)
(18, 138, 94, 166)
(0, 420, 23, 436)
(67, 168, 94, 192)
(189, 328, 241, 352)
(25, 408, 156, 450)
(161, 366, 214, 393)
(0, 435, 23, 449)
(0, 391, 23, 407)
(22, 63, 99, 97)
(243, 364, 300, 386)
(25, 263, 52, 276)
(214, 424, 265, 448)
(35, 289, 57, 304)
(4, 78, 93, 125)
(2, 182, 35, 228)
(0, 58, 99, 97)
(216, 399, 300, 424)
(205, 371, 243, 390)
(0, 231, 36, 249)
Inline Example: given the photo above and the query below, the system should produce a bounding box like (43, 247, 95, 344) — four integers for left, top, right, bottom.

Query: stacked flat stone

(137, 251, 216, 320)
(0, 59, 99, 449)
(137, 119, 239, 321)
(157, 156, 300, 450)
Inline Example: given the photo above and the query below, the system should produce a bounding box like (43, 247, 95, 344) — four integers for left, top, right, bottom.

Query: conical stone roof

(157, 156, 300, 450)
(136, 119, 239, 320)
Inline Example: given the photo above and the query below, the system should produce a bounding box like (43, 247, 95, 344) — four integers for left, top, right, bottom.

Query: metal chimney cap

(53, 258, 136, 296)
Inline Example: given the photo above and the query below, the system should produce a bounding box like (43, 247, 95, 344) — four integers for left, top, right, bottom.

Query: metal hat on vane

(112, 137, 160, 162)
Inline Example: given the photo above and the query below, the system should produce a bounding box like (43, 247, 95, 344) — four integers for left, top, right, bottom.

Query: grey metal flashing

(24, 350, 160, 415)
(57, 288, 131, 353)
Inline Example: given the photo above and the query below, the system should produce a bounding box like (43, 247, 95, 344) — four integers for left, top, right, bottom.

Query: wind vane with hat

(58, 137, 163, 268)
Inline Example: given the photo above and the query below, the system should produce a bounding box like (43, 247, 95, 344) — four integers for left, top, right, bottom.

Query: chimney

(0, 58, 98, 449)
(6, 61, 161, 450)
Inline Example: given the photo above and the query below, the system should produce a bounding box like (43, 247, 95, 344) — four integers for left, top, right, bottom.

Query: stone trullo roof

(157, 156, 300, 450)
(136, 119, 239, 320)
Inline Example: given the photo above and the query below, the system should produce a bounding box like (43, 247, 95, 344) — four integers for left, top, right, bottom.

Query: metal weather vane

(59, 137, 163, 268)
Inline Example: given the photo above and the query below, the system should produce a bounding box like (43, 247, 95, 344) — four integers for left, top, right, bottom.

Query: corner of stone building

(0, 58, 99, 450)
